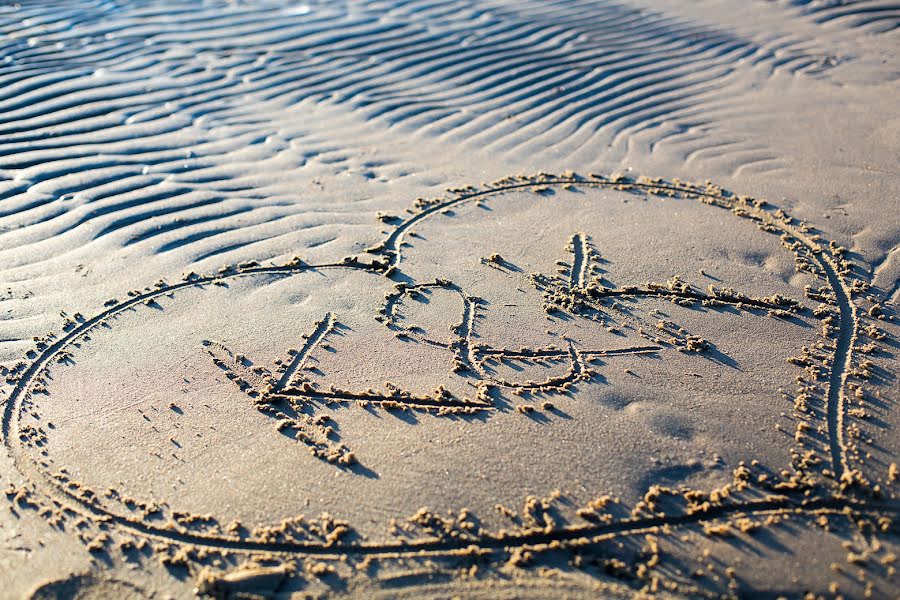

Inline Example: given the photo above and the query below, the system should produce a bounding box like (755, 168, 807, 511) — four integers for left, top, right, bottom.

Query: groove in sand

(1, 174, 871, 564)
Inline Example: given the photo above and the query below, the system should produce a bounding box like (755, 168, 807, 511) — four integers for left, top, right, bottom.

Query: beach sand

(0, 1, 898, 598)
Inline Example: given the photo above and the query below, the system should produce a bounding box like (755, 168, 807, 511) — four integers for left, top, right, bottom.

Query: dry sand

(0, 1, 898, 598)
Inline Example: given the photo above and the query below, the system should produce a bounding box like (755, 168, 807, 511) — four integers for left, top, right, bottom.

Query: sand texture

(0, 1, 898, 598)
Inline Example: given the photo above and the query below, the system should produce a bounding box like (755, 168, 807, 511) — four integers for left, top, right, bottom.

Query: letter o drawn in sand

(3, 174, 874, 562)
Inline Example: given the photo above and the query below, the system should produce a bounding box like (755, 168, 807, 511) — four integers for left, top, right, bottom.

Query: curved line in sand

(1, 175, 859, 554)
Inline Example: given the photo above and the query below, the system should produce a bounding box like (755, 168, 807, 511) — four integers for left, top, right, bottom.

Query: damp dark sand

(0, 2, 898, 598)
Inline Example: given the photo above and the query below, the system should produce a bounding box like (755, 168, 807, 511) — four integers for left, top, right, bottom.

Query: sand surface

(0, 1, 898, 598)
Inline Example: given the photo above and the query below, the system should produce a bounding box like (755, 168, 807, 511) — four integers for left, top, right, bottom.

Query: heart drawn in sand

(4, 174, 859, 556)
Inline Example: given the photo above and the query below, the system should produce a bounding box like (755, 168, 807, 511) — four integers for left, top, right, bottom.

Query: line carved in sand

(1, 173, 886, 576)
